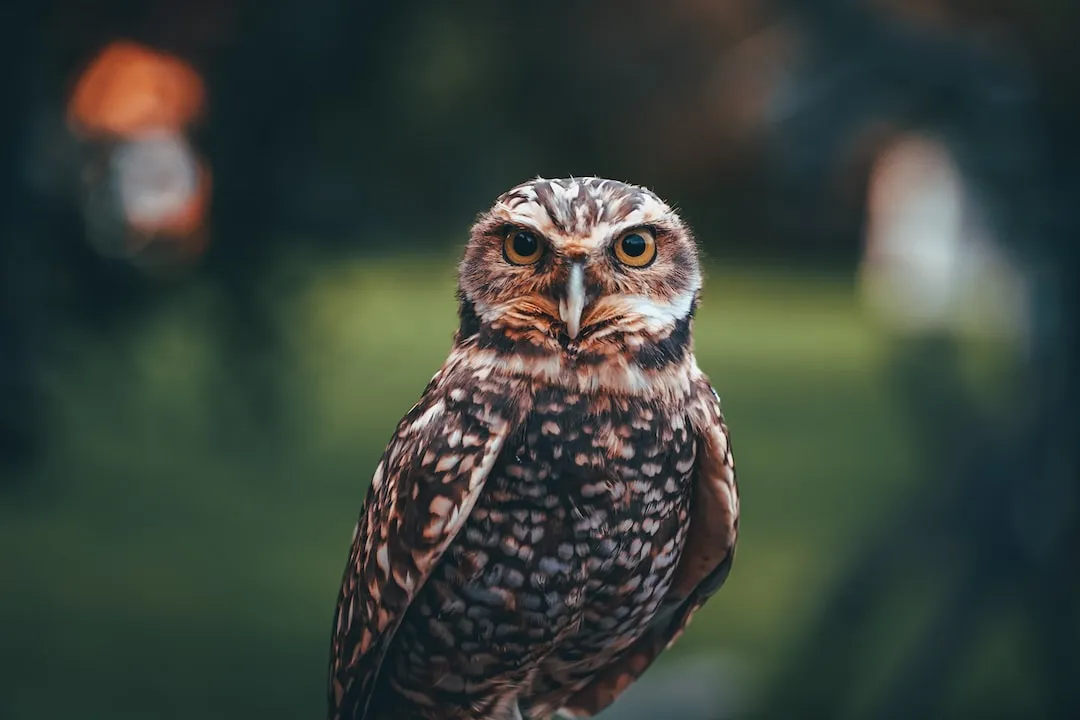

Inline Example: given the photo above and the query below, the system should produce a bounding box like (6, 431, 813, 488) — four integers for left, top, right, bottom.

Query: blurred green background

(2, 260, 911, 718)
(2, 2, 1078, 719)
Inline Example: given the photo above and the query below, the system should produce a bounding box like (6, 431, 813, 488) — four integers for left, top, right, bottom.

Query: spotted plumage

(329, 177, 739, 720)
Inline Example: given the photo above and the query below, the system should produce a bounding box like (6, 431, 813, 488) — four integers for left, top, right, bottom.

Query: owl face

(457, 177, 702, 367)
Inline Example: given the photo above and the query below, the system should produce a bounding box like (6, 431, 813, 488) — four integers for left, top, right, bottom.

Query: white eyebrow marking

(621, 289, 697, 331)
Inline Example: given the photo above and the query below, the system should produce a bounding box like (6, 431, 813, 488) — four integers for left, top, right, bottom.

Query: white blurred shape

(112, 129, 200, 230)
(860, 134, 1029, 341)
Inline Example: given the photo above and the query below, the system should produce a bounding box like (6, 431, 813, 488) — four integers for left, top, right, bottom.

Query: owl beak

(559, 262, 586, 339)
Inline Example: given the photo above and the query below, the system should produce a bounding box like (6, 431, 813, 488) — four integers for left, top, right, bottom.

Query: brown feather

(327, 360, 533, 720)
(555, 374, 738, 718)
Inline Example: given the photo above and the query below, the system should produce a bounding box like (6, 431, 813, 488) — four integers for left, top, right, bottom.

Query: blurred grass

(0, 254, 919, 719)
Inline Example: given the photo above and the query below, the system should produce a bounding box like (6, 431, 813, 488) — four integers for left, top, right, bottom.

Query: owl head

(456, 177, 702, 389)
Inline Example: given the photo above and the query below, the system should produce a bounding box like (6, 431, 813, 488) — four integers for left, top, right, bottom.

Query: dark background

(2, 1, 1077, 718)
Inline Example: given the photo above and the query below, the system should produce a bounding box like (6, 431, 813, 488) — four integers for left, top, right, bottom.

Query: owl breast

(375, 385, 696, 719)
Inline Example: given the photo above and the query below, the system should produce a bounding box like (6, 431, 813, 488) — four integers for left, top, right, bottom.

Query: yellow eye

(503, 230, 544, 265)
(613, 228, 657, 267)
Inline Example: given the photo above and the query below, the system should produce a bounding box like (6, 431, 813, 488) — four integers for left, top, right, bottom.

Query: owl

(328, 177, 739, 720)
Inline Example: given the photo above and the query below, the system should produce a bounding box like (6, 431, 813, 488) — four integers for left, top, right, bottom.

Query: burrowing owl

(328, 177, 739, 720)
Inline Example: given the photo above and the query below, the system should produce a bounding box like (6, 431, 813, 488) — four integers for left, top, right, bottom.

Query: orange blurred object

(68, 41, 205, 136)
(68, 41, 211, 267)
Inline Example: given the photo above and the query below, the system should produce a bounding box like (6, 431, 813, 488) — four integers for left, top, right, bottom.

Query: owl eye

(614, 229, 657, 267)
(503, 230, 544, 265)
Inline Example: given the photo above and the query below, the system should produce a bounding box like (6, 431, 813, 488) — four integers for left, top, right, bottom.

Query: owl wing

(560, 376, 740, 717)
(327, 367, 530, 720)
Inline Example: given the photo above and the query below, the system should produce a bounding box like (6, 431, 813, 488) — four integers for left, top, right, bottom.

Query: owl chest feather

(477, 389, 695, 599)
(381, 386, 696, 712)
